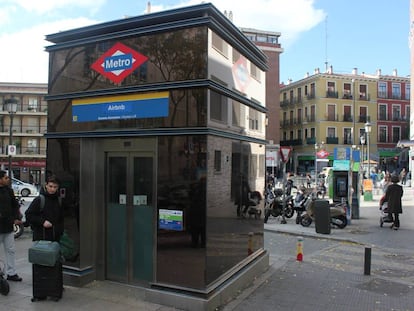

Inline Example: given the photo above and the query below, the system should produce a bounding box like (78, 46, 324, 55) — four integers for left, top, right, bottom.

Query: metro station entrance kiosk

(43, 4, 269, 310)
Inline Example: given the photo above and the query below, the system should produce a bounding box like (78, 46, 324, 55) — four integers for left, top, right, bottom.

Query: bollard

(247, 232, 254, 255)
(296, 236, 303, 261)
(364, 247, 371, 275)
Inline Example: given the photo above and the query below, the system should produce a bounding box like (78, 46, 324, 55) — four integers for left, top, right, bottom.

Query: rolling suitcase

(31, 262, 63, 302)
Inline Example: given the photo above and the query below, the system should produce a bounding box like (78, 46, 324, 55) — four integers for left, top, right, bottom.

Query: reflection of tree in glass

(139, 29, 207, 179)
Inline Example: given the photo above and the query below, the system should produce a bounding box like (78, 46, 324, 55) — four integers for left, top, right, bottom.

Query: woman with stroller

(382, 174, 403, 230)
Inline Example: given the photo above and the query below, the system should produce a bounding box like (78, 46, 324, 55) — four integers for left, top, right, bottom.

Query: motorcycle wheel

(13, 223, 24, 239)
(284, 206, 294, 218)
(334, 215, 347, 229)
(300, 215, 312, 227)
(264, 209, 271, 223)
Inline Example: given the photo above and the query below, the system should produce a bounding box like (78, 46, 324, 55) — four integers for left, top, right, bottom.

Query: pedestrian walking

(306, 173, 311, 188)
(382, 174, 403, 230)
(0, 170, 23, 282)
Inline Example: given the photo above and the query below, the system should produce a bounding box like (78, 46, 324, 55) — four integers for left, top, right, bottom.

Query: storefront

(44, 3, 269, 310)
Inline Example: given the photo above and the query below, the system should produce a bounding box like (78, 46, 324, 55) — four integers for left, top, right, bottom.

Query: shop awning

(397, 140, 414, 148)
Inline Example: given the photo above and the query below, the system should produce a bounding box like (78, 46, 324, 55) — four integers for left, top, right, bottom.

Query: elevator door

(106, 152, 154, 284)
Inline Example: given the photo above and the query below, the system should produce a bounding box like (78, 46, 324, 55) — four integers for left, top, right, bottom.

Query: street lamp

(365, 122, 372, 178)
(5, 97, 18, 177)
(352, 79, 356, 145)
(360, 134, 366, 175)
(314, 143, 318, 179)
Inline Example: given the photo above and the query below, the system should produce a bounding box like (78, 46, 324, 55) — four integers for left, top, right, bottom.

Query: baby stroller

(0, 261, 10, 296)
(379, 195, 393, 227)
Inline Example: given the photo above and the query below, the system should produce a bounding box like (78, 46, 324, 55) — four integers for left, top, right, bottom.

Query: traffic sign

(280, 147, 292, 163)
(7, 145, 16, 156)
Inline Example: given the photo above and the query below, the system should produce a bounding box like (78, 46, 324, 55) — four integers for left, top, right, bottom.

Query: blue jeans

(0, 232, 17, 276)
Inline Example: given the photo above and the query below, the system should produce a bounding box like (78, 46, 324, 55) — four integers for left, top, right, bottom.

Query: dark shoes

(7, 274, 22, 282)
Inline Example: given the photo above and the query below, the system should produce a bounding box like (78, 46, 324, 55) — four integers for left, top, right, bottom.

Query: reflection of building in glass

(45, 3, 267, 310)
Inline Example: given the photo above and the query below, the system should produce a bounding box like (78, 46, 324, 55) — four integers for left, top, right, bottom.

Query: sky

(0, 0, 410, 84)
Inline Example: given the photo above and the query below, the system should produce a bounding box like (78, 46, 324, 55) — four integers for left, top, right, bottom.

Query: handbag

(28, 240, 60, 266)
(59, 231, 76, 261)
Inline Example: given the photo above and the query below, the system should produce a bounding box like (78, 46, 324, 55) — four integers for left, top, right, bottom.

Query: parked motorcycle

(264, 187, 294, 223)
(240, 191, 262, 219)
(299, 198, 347, 229)
(293, 188, 314, 224)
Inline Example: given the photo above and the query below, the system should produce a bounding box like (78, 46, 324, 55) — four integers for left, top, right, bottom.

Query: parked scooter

(293, 188, 314, 224)
(240, 191, 262, 219)
(299, 197, 347, 229)
(264, 187, 294, 223)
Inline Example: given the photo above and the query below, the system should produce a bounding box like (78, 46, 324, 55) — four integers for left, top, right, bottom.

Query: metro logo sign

(91, 42, 148, 84)
(316, 150, 330, 159)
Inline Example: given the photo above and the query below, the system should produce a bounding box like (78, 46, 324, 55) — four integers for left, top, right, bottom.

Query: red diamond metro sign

(91, 42, 148, 84)
(316, 150, 330, 159)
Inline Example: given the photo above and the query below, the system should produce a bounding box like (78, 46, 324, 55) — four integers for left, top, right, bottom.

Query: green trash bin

(314, 199, 331, 234)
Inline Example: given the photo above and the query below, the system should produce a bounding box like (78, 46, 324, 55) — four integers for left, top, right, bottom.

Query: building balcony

(306, 137, 316, 145)
(325, 137, 338, 144)
(326, 90, 338, 98)
(343, 114, 353, 122)
(280, 139, 303, 146)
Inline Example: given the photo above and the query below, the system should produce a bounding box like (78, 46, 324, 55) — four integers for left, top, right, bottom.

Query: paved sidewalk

(224, 184, 414, 311)
(2, 186, 413, 311)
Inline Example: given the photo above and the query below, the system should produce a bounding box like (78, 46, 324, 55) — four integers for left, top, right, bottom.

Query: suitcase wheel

(31, 296, 47, 302)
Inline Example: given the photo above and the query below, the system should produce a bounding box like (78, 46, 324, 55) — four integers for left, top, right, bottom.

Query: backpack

(39, 194, 62, 211)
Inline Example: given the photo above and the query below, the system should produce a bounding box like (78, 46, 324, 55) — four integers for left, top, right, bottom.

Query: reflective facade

(45, 3, 267, 299)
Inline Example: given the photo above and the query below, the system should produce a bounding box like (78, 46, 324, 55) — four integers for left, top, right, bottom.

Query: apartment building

(280, 67, 394, 173)
(377, 72, 410, 172)
(241, 28, 283, 175)
(0, 82, 47, 184)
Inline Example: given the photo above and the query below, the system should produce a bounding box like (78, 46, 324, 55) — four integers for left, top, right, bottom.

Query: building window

(327, 127, 336, 138)
(343, 128, 352, 144)
(248, 107, 262, 132)
(379, 126, 387, 143)
(232, 49, 241, 63)
(392, 127, 401, 143)
(232, 100, 245, 127)
(27, 139, 38, 154)
(359, 84, 367, 100)
(405, 84, 410, 100)
(392, 83, 401, 99)
(28, 97, 38, 111)
(212, 31, 228, 57)
(210, 91, 228, 123)
(250, 63, 260, 81)
(297, 88, 302, 102)
(214, 150, 221, 172)
(343, 83, 352, 98)
(379, 104, 387, 121)
(392, 105, 401, 121)
(378, 82, 387, 98)
(327, 81, 336, 97)
(310, 128, 315, 138)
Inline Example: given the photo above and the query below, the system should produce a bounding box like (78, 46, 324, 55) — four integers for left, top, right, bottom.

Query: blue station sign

(72, 92, 169, 122)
